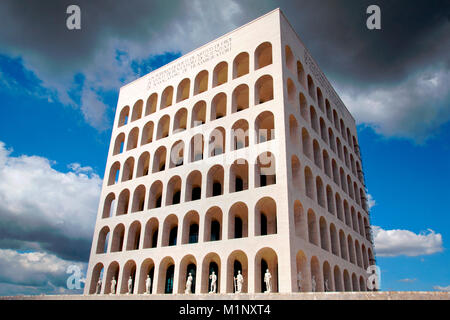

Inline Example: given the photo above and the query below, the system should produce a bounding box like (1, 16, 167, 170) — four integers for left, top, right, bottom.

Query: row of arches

(284, 44, 360, 159)
(111, 107, 275, 164)
(291, 156, 371, 241)
(293, 201, 373, 269)
(289, 127, 367, 213)
(97, 197, 278, 255)
(89, 248, 278, 295)
(289, 103, 363, 185)
(295, 250, 370, 292)
(117, 41, 273, 128)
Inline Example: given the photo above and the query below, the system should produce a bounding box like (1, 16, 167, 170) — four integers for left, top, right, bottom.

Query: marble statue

(209, 271, 217, 293)
(311, 276, 316, 292)
(145, 275, 152, 294)
(235, 270, 243, 293)
(324, 279, 330, 292)
(96, 278, 102, 294)
(264, 269, 272, 293)
(110, 276, 116, 294)
(297, 271, 303, 292)
(185, 273, 193, 294)
(127, 276, 133, 294)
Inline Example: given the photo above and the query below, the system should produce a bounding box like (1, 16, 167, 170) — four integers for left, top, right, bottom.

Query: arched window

(148, 181, 163, 209)
(285, 45, 295, 74)
(231, 119, 249, 150)
(156, 115, 170, 140)
(304, 166, 314, 199)
(254, 42, 272, 70)
(210, 93, 227, 120)
(145, 93, 157, 116)
(126, 127, 139, 151)
(107, 161, 120, 186)
(232, 84, 249, 113)
(213, 61, 228, 87)
(185, 170, 202, 202)
(118, 106, 130, 127)
(160, 86, 173, 109)
(176, 78, 190, 102)
(307, 209, 318, 245)
(255, 152, 276, 188)
(208, 127, 225, 157)
(307, 75, 315, 100)
(166, 175, 182, 206)
(121, 157, 134, 182)
(287, 78, 295, 105)
(233, 52, 249, 79)
(255, 75, 273, 105)
(302, 128, 312, 159)
(207, 165, 224, 197)
(189, 134, 204, 162)
(255, 197, 277, 236)
(131, 185, 146, 213)
(296, 60, 307, 88)
(140, 121, 154, 146)
(169, 140, 184, 168)
(194, 70, 208, 95)
(173, 108, 187, 133)
(131, 100, 143, 122)
(152, 146, 166, 173)
(113, 133, 125, 155)
(191, 100, 206, 127)
(136, 152, 150, 177)
(255, 111, 274, 143)
(229, 159, 248, 193)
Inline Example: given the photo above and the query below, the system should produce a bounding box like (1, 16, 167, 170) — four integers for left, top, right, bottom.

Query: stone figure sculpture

(209, 271, 217, 293)
(110, 276, 117, 294)
(311, 276, 316, 292)
(145, 275, 152, 294)
(127, 276, 133, 294)
(324, 279, 329, 292)
(96, 278, 102, 294)
(235, 270, 244, 293)
(185, 273, 193, 294)
(264, 269, 272, 293)
(297, 271, 303, 292)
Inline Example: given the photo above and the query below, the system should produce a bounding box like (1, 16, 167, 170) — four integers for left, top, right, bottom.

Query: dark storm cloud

(275, 0, 450, 84)
(0, 0, 184, 74)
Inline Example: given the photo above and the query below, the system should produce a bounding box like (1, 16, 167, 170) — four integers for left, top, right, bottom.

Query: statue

(311, 276, 316, 292)
(127, 276, 133, 294)
(185, 273, 193, 294)
(234, 270, 244, 294)
(297, 271, 303, 292)
(209, 271, 217, 293)
(324, 279, 330, 292)
(96, 278, 102, 294)
(110, 276, 117, 294)
(264, 269, 272, 293)
(145, 275, 152, 294)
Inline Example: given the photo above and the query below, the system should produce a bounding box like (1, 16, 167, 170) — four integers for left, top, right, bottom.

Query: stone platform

(2, 291, 449, 300)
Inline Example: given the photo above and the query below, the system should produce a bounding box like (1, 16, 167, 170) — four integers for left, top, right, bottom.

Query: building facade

(84, 9, 376, 295)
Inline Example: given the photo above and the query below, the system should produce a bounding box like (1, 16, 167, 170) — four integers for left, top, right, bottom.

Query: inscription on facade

(304, 48, 348, 118)
(146, 38, 232, 90)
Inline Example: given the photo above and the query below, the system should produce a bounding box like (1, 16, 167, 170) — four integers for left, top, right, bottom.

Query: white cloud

(398, 278, 416, 283)
(339, 66, 450, 143)
(367, 193, 376, 210)
(373, 226, 443, 257)
(0, 249, 86, 296)
(433, 285, 450, 291)
(0, 141, 102, 261)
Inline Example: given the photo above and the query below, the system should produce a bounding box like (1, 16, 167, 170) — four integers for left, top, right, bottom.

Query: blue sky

(0, 0, 449, 295)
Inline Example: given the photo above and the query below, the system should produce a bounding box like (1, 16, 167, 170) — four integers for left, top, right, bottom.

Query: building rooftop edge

(119, 8, 281, 92)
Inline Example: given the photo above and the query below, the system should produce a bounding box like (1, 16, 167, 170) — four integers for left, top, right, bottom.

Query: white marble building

(84, 8, 375, 295)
